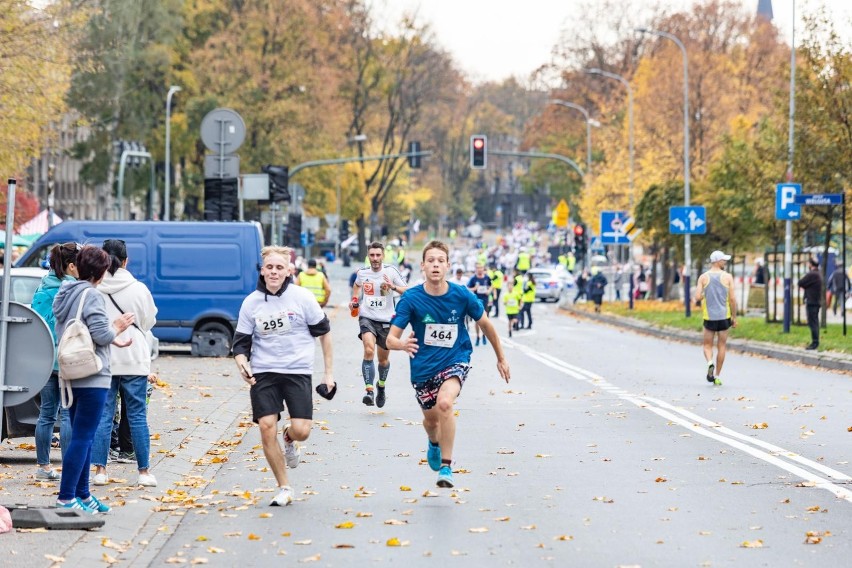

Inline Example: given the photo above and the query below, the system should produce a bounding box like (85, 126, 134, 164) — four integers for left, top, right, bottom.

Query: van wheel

(191, 322, 233, 357)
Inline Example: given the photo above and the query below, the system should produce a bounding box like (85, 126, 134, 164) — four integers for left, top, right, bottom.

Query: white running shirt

(354, 264, 406, 322)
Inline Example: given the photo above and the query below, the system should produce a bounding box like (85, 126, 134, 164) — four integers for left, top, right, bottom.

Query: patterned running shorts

(412, 363, 471, 410)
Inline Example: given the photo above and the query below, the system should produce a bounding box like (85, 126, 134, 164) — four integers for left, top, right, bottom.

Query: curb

(558, 302, 852, 374)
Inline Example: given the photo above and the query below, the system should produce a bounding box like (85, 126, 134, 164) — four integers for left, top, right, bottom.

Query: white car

(527, 267, 572, 302)
(0, 267, 48, 306)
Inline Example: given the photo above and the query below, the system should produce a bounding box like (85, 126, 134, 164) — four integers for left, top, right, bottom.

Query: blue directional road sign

(776, 183, 802, 220)
(669, 206, 707, 235)
(600, 210, 630, 245)
(794, 193, 844, 206)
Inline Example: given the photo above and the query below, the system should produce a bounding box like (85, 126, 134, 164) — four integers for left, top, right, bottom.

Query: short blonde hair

(261, 245, 292, 261)
(422, 240, 449, 261)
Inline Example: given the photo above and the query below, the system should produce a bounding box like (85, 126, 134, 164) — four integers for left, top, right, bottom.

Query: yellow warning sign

(555, 199, 569, 228)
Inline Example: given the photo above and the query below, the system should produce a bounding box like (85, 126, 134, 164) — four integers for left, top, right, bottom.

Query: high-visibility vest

(384, 249, 395, 263)
(504, 288, 522, 315)
(490, 269, 504, 290)
(517, 252, 531, 271)
(522, 280, 536, 303)
(299, 271, 327, 303)
(397, 249, 406, 264)
(567, 254, 576, 272)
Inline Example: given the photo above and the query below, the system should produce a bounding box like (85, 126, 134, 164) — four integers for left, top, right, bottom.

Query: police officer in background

(295, 259, 332, 308)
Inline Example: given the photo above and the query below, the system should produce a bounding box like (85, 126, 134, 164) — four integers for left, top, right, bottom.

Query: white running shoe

(138, 472, 158, 487)
(270, 485, 293, 506)
(283, 426, 300, 469)
(92, 473, 109, 486)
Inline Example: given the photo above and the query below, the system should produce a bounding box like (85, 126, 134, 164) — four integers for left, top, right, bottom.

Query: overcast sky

(378, 0, 852, 82)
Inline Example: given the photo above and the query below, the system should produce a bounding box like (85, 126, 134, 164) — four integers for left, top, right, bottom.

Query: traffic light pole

(487, 150, 585, 180)
(116, 149, 155, 221)
(288, 150, 433, 180)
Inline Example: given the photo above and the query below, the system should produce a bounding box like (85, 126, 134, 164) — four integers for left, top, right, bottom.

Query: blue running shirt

(391, 282, 485, 384)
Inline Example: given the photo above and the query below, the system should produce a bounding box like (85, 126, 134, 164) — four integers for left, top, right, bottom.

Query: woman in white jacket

(91, 239, 159, 487)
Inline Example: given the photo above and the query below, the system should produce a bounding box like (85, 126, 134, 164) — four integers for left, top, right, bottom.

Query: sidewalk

(0, 354, 248, 567)
(559, 302, 852, 374)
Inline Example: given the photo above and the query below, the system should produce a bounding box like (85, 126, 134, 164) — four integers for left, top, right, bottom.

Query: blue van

(17, 221, 263, 356)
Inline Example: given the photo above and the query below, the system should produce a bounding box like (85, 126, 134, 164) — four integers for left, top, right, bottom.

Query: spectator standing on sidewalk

(233, 246, 335, 506)
(695, 250, 737, 385)
(588, 267, 608, 313)
(828, 263, 850, 316)
(798, 257, 823, 350)
(52, 245, 134, 514)
(91, 239, 159, 488)
(30, 242, 78, 481)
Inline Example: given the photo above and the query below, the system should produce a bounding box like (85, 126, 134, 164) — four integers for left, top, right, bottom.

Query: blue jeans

(92, 375, 151, 470)
(35, 372, 72, 467)
(58, 387, 107, 501)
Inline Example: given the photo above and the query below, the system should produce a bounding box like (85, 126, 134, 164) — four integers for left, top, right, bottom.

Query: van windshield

(19, 244, 53, 268)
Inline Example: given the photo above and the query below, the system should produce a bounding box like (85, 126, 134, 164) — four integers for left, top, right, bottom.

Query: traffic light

(470, 135, 487, 169)
(287, 213, 302, 247)
(262, 165, 290, 203)
(340, 219, 350, 242)
(407, 141, 421, 168)
(573, 223, 587, 259)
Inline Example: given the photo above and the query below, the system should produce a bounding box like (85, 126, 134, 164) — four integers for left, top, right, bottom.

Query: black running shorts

(358, 317, 391, 350)
(250, 372, 313, 423)
(703, 318, 732, 332)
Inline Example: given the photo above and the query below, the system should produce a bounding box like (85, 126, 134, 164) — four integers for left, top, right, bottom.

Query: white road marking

(505, 338, 852, 502)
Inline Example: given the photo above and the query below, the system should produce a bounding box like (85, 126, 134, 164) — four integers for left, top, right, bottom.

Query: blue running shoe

(436, 465, 454, 488)
(426, 439, 442, 471)
(81, 494, 111, 514)
(55, 498, 95, 514)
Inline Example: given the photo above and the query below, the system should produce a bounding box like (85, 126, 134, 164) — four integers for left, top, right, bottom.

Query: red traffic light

(573, 224, 584, 235)
(473, 138, 484, 150)
(470, 135, 487, 169)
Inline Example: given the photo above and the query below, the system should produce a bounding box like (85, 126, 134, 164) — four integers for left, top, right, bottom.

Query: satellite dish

(200, 108, 246, 154)
(2, 302, 54, 407)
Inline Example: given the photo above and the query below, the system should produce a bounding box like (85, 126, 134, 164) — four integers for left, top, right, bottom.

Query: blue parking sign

(776, 183, 802, 220)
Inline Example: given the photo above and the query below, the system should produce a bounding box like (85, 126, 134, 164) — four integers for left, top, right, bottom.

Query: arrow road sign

(776, 183, 802, 220)
(794, 193, 844, 206)
(669, 206, 707, 235)
(600, 210, 630, 245)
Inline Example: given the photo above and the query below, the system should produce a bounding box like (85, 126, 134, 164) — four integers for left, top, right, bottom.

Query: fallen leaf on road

(103, 553, 120, 564)
(44, 554, 65, 563)
(804, 530, 831, 544)
(655, 477, 667, 483)
(535, 454, 551, 458)
(223, 532, 242, 537)
(299, 554, 321, 563)
(469, 527, 488, 533)
(259, 513, 273, 518)
(356, 512, 372, 517)
(750, 423, 769, 430)
(294, 540, 312, 545)
(796, 481, 817, 487)
(190, 559, 208, 565)
(399, 486, 411, 491)
(335, 521, 355, 529)
(164, 558, 186, 564)
(740, 540, 763, 548)
(422, 490, 439, 497)
(195, 536, 208, 542)
(497, 449, 515, 454)
(494, 517, 510, 522)
(554, 535, 573, 541)
(333, 544, 355, 549)
(101, 538, 127, 553)
(592, 496, 614, 503)
(521, 524, 536, 530)
(247, 533, 261, 541)
(206, 547, 225, 554)
(384, 519, 407, 525)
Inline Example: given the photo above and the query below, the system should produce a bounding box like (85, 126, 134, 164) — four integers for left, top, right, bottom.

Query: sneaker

(270, 485, 293, 506)
(426, 439, 442, 471)
(475, 337, 480, 346)
(713, 377, 723, 386)
(108, 449, 118, 464)
(116, 451, 136, 464)
(81, 494, 111, 514)
(56, 498, 95, 514)
(376, 386, 386, 408)
(362, 389, 375, 406)
(282, 426, 300, 469)
(706, 363, 715, 383)
(51, 435, 60, 449)
(805, 343, 818, 350)
(436, 465, 454, 488)
(36, 468, 60, 481)
(483, 335, 488, 345)
(92, 473, 109, 486)
(508, 329, 512, 338)
(138, 472, 158, 487)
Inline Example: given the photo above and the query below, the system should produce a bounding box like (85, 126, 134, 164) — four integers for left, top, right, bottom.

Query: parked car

(528, 267, 572, 302)
(0, 267, 47, 305)
(17, 221, 264, 356)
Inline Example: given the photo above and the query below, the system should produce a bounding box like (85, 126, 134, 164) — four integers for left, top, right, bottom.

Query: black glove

(315, 382, 337, 400)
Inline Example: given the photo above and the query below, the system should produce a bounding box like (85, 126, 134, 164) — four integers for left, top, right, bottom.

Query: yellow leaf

(494, 516, 510, 522)
(535, 454, 551, 458)
(740, 540, 764, 548)
(655, 477, 667, 483)
(356, 512, 373, 518)
(335, 521, 355, 529)
(554, 535, 573, 541)
(422, 490, 439, 497)
(206, 547, 225, 554)
(195, 536, 208, 542)
(259, 513, 273, 518)
(247, 533, 261, 541)
(103, 553, 120, 564)
(386, 537, 401, 547)
(399, 485, 412, 491)
(751, 423, 769, 429)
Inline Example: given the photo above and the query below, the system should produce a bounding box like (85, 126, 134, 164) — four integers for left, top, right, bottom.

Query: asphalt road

(2, 264, 849, 567)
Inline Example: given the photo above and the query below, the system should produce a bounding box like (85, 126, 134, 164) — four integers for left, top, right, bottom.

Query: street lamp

(584, 69, 634, 212)
(635, 27, 692, 316)
(549, 100, 593, 176)
(164, 85, 181, 221)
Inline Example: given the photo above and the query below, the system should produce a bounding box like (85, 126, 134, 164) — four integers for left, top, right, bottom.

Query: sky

(378, 0, 852, 83)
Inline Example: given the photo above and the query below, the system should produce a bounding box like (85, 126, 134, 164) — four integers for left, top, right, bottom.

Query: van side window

(21, 245, 54, 268)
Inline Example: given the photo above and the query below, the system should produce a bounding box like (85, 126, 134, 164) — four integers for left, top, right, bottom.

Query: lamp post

(549, 100, 593, 176)
(164, 85, 181, 221)
(635, 27, 692, 317)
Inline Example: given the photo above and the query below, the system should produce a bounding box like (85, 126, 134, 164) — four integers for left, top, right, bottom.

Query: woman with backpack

(52, 245, 134, 514)
(91, 239, 159, 488)
(30, 243, 79, 481)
